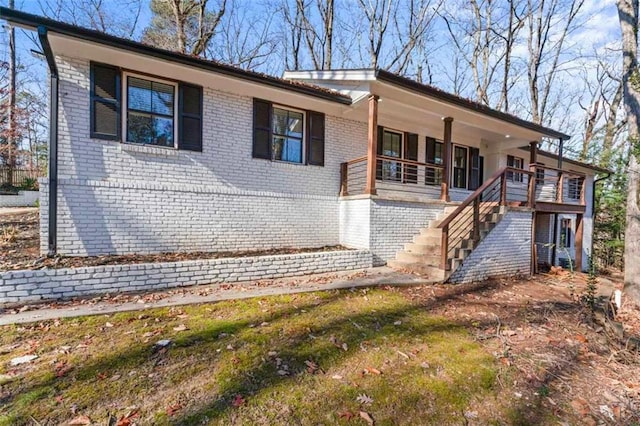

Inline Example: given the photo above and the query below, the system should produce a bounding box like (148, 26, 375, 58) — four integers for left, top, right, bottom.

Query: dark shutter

(253, 99, 272, 159)
(469, 147, 481, 190)
(306, 111, 325, 166)
(90, 62, 120, 140)
(403, 132, 418, 184)
(178, 83, 203, 152)
(376, 126, 384, 179)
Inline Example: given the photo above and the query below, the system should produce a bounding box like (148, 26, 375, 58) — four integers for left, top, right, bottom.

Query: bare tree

(526, 0, 585, 125)
(142, 0, 227, 57)
(294, 0, 335, 70)
(616, 0, 640, 303)
(356, 0, 395, 69)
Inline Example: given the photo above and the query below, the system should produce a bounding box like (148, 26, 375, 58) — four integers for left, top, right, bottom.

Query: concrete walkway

(0, 207, 37, 215)
(0, 267, 435, 325)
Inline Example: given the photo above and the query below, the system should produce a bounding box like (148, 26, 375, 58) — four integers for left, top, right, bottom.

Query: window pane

(454, 147, 467, 168)
(273, 108, 288, 135)
(287, 111, 303, 138)
(383, 131, 401, 158)
(434, 143, 443, 165)
(273, 136, 285, 160)
(285, 137, 302, 163)
(153, 116, 174, 147)
(128, 112, 153, 144)
(151, 82, 174, 116)
(128, 77, 152, 112)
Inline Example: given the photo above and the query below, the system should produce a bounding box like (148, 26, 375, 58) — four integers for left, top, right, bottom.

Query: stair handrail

(437, 166, 534, 272)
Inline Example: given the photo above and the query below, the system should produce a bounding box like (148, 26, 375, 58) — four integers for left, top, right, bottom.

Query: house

(0, 8, 609, 285)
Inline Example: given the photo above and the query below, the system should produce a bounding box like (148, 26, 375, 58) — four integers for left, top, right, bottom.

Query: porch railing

(534, 164, 586, 205)
(437, 167, 534, 272)
(340, 155, 445, 196)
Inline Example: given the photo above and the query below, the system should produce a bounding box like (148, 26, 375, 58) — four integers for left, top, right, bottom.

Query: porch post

(575, 213, 584, 272)
(528, 141, 538, 208)
(441, 117, 453, 201)
(365, 95, 379, 195)
(557, 138, 564, 169)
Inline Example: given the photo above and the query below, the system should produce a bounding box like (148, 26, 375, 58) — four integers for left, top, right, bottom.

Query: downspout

(37, 26, 59, 256)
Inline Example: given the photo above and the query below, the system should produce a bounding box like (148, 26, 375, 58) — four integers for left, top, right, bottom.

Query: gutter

(38, 26, 58, 256)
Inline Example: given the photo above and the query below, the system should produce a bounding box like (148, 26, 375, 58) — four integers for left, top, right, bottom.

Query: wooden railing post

(340, 162, 348, 196)
(579, 177, 586, 206)
(472, 197, 480, 243)
(365, 95, 379, 195)
(527, 165, 536, 208)
(500, 173, 507, 206)
(440, 117, 453, 202)
(440, 225, 449, 271)
(556, 171, 564, 203)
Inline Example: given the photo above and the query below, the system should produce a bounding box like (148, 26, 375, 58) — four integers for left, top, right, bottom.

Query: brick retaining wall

(0, 250, 374, 305)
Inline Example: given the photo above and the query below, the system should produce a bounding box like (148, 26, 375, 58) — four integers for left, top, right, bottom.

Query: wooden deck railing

(437, 167, 534, 272)
(534, 164, 586, 205)
(340, 155, 445, 196)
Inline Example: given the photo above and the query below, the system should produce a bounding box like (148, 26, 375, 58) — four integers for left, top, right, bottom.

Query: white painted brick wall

(449, 210, 533, 283)
(339, 197, 445, 264)
(42, 55, 368, 255)
(0, 191, 39, 207)
(0, 250, 373, 305)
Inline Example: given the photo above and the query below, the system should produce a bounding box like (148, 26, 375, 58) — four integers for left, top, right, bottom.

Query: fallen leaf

(105, 322, 114, 328)
(68, 415, 92, 425)
(359, 411, 375, 425)
(338, 410, 355, 421)
(10, 354, 38, 365)
(356, 393, 373, 405)
(364, 367, 382, 375)
(173, 324, 188, 332)
(166, 404, 183, 416)
(97, 372, 108, 380)
(232, 394, 246, 407)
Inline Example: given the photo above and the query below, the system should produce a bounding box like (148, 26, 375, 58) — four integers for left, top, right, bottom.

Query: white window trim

(121, 71, 179, 149)
(271, 104, 306, 164)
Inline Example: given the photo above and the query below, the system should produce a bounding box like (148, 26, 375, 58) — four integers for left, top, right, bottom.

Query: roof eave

(0, 7, 352, 106)
(375, 69, 571, 140)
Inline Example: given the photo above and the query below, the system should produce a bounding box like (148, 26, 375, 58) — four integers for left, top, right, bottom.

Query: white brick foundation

(0, 191, 39, 207)
(449, 210, 533, 283)
(0, 250, 373, 305)
(339, 196, 446, 264)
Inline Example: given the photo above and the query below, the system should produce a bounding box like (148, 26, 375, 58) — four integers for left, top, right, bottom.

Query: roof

(519, 146, 611, 175)
(0, 7, 352, 105)
(374, 70, 571, 140)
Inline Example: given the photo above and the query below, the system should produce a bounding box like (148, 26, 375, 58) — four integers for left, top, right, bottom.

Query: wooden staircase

(388, 204, 507, 280)
(388, 166, 535, 281)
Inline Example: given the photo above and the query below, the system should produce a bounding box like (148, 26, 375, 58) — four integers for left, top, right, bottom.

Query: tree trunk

(7, 0, 16, 186)
(617, 0, 640, 303)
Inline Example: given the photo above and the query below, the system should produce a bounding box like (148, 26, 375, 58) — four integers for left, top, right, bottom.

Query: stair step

(395, 251, 440, 266)
(413, 234, 441, 245)
(419, 227, 442, 237)
(454, 247, 473, 260)
(387, 259, 447, 280)
(404, 242, 440, 256)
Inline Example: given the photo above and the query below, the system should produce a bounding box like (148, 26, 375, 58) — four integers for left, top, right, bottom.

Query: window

(124, 75, 177, 147)
(90, 62, 203, 151)
(425, 137, 443, 185)
(507, 155, 524, 183)
(252, 99, 325, 166)
(453, 146, 468, 189)
(536, 163, 546, 185)
(568, 177, 582, 200)
(272, 107, 304, 163)
(380, 129, 403, 181)
(560, 218, 572, 248)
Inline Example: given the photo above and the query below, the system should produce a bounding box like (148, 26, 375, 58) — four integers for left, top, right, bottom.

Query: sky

(0, 0, 626, 158)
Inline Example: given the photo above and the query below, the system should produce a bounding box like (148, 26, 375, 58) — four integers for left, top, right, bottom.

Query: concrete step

(413, 234, 441, 245)
(419, 227, 443, 237)
(387, 259, 447, 281)
(404, 242, 440, 256)
(395, 251, 440, 266)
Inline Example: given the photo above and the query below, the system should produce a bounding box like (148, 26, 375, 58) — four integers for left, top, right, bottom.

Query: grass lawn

(0, 287, 502, 425)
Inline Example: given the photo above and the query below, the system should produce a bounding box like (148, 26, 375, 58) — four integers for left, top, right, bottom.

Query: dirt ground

(0, 209, 346, 271)
(400, 274, 640, 425)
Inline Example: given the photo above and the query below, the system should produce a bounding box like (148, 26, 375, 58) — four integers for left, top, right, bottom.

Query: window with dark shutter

(376, 125, 384, 179)
(178, 83, 203, 152)
(403, 132, 418, 184)
(425, 136, 443, 185)
(253, 99, 272, 159)
(306, 111, 325, 166)
(90, 62, 120, 140)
